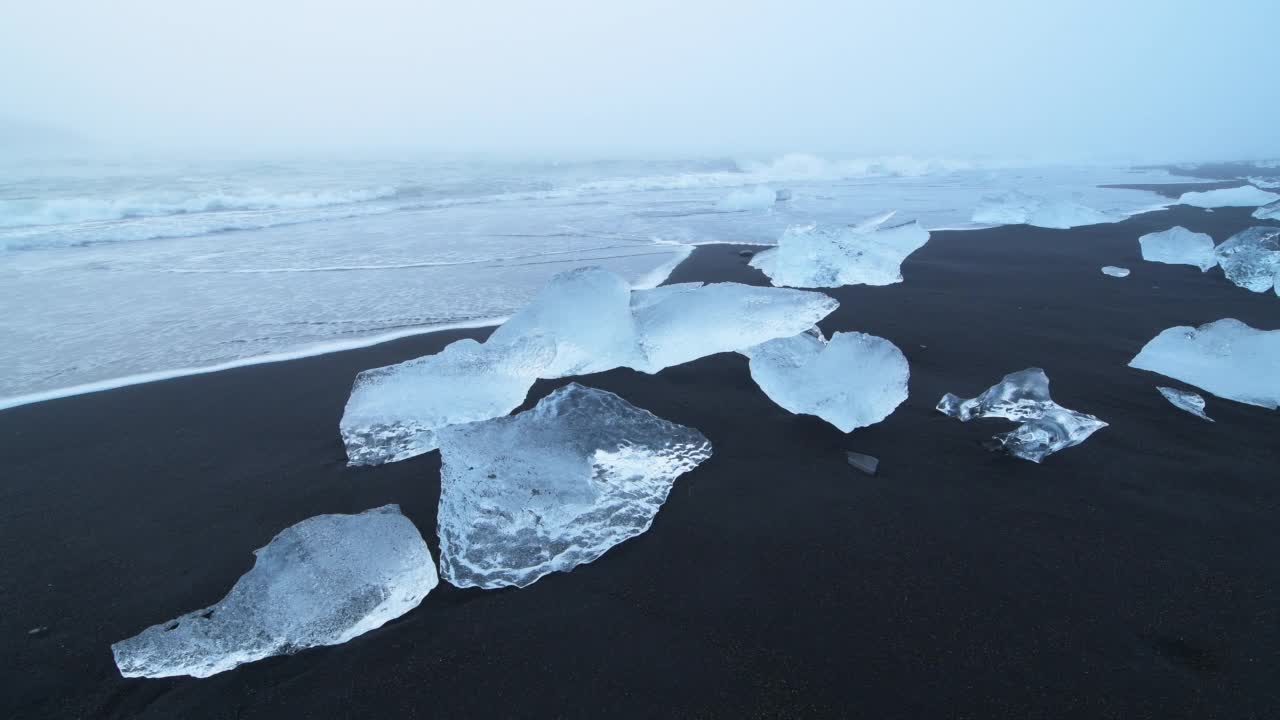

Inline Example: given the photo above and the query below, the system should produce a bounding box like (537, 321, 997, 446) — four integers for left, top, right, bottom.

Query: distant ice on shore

(1178, 185, 1280, 208)
(749, 213, 930, 287)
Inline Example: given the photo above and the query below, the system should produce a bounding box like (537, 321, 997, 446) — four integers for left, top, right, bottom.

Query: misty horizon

(4, 0, 1280, 163)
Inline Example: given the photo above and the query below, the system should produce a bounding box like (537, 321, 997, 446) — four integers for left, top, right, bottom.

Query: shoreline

(0, 181, 1228, 414)
(4, 201, 1280, 718)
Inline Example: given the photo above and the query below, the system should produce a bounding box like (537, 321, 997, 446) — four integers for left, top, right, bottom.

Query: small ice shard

(1253, 200, 1280, 220)
(1138, 226, 1217, 272)
(487, 266, 637, 378)
(1130, 319, 1280, 409)
(717, 185, 777, 211)
(741, 329, 909, 432)
(1101, 266, 1130, 277)
(937, 368, 1107, 463)
(630, 282, 838, 372)
(845, 451, 879, 476)
(749, 214, 931, 288)
(340, 335, 555, 466)
(435, 383, 712, 589)
(971, 191, 1116, 229)
(1178, 185, 1280, 208)
(1213, 226, 1280, 293)
(112, 505, 437, 679)
(1157, 386, 1214, 422)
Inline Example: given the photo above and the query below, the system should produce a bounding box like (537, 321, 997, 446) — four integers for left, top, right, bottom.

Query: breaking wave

(0, 186, 401, 229)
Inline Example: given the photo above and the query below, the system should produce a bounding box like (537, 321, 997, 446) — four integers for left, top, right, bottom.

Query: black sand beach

(3, 204, 1280, 718)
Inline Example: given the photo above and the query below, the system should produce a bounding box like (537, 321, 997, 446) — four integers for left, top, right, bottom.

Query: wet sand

(2, 203, 1279, 718)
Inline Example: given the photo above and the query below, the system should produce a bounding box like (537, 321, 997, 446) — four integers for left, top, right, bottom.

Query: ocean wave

(0, 186, 402, 229)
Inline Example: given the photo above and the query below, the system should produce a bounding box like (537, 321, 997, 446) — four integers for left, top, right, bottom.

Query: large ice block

(742, 330, 908, 432)
(112, 505, 437, 678)
(1138, 226, 1217, 272)
(936, 368, 1107, 463)
(340, 335, 556, 466)
(487, 266, 637, 377)
(435, 383, 712, 589)
(1178, 185, 1280, 208)
(629, 282, 839, 372)
(749, 215, 931, 288)
(717, 185, 777, 211)
(1213, 226, 1280, 293)
(1130, 319, 1280, 409)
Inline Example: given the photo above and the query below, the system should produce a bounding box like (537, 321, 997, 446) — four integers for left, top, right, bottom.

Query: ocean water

(0, 153, 1190, 406)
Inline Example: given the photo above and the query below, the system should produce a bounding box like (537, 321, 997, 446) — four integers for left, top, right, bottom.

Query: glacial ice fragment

(971, 191, 1117, 229)
(741, 329, 909, 432)
(717, 185, 777, 211)
(1138, 226, 1217, 271)
(112, 505, 437, 679)
(1254, 200, 1280, 220)
(936, 368, 1107, 463)
(1213, 226, 1280, 293)
(340, 335, 555, 466)
(1129, 319, 1280, 409)
(1178, 185, 1280, 208)
(435, 383, 712, 589)
(629, 282, 839, 372)
(749, 214, 931, 288)
(1101, 266, 1130, 277)
(487, 266, 637, 377)
(1157, 386, 1213, 422)
(845, 451, 879, 476)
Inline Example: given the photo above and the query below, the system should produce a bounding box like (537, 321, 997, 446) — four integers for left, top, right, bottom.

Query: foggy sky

(3, 0, 1277, 162)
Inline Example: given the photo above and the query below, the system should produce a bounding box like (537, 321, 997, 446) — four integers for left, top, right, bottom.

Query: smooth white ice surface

(749, 215, 931, 288)
(742, 330, 908, 432)
(936, 368, 1107, 463)
(1157, 386, 1213, 422)
(1178, 185, 1280, 208)
(340, 335, 555, 466)
(1130, 319, 1280, 409)
(435, 383, 712, 589)
(1101, 266, 1130, 277)
(1213, 226, 1280, 293)
(1138, 226, 1218, 271)
(971, 191, 1118, 229)
(111, 505, 437, 679)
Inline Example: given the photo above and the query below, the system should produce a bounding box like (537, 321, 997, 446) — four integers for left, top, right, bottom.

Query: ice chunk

(435, 383, 712, 589)
(112, 505, 436, 679)
(340, 335, 555, 466)
(937, 368, 1107, 463)
(749, 215, 931, 288)
(1101, 266, 1130, 277)
(1213, 226, 1280, 293)
(972, 191, 1116, 229)
(1129, 319, 1280, 409)
(1253, 200, 1280, 220)
(1178, 185, 1280, 208)
(1157, 386, 1214, 422)
(774, 188, 793, 202)
(845, 451, 879, 476)
(487, 266, 637, 377)
(742, 330, 908, 432)
(1138, 226, 1217, 272)
(630, 282, 838, 372)
(717, 185, 777, 211)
